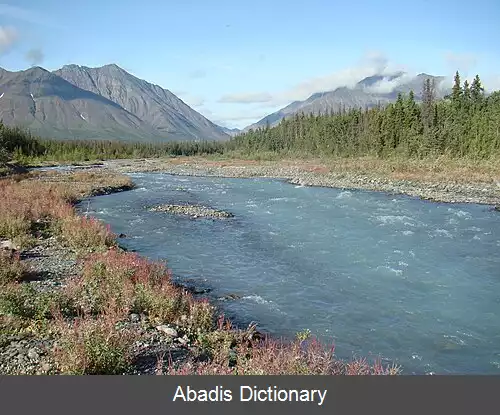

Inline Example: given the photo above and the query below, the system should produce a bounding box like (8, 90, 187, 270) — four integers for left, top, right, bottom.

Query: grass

(0, 252, 26, 286)
(0, 169, 401, 375)
(52, 308, 138, 375)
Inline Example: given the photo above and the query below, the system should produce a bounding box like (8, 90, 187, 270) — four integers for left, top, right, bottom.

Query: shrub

(60, 216, 116, 253)
(0, 252, 26, 285)
(0, 283, 77, 321)
(52, 310, 137, 375)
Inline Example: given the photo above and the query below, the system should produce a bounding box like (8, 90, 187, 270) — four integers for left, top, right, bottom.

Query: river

(85, 172, 500, 374)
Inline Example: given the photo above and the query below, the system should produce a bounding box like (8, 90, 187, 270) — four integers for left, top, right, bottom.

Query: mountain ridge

(243, 72, 449, 131)
(0, 64, 230, 142)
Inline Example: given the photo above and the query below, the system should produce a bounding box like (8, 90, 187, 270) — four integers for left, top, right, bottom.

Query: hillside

(0, 65, 229, 142)
(54, 64, 229, 141)
(244, 73, 447, 131)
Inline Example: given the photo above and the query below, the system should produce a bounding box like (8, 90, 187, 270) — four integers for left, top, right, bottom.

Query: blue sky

(0, 0, 499, 129)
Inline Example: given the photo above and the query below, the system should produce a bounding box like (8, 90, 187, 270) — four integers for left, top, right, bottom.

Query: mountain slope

(245, 73, 448, 131)
(54, 64, 229, 141)
(221, 126, 241, 136)
(0, 66, 165, 141)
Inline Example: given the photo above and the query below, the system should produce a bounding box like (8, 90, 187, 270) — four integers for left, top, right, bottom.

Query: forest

(0, 71, 499, 164)
(229, 72, 500, 160)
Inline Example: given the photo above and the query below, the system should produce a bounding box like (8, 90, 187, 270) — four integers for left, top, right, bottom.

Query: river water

(85, 172, 500, 374)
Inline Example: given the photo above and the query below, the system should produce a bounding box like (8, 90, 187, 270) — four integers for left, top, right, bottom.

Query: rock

(27, 349, 39, 361)
(148, 204, 233, 219)
(494, 206, 500, 212)
(41, 363, 52, 372)
(156, 325, 178, 338)
(118, 233, 127, 238)
(177, 337, 188, 346)
(0, 239, 18, 251)
(219, 293, 242, 301)
(130, 313, 141, 323)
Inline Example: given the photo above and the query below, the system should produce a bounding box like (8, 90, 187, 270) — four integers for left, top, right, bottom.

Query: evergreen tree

(471, 75, 484, 103)
(451, 71, 462, 103)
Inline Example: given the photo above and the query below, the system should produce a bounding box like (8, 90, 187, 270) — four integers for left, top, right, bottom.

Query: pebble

(28, 349, 40, 361)
(156, 326, 179, 338)
(149, 204, 234, 219)
(106, 159, 500, 206)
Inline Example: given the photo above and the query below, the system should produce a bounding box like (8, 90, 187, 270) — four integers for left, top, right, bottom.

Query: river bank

(102, 156, 500, 206)
(0, 168, 399, 375)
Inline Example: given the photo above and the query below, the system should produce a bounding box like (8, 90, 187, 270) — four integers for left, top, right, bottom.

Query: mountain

(244, 73, 448, 131)
(0, 66, 163, 141)
(0, 64, 229, 142)
(220, 126, 241, 136)
(54, 64, 229, 141)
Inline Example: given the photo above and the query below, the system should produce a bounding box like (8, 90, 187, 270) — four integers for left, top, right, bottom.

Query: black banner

(0, 376, 496, 414)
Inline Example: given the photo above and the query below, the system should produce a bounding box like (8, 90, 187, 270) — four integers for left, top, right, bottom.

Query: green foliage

(231, 72, 500, 160)
(20, 137, 226, 163)
(296, 328, 312, 342)
(1, 71, 498, 165)
(0, 284, 76, 321)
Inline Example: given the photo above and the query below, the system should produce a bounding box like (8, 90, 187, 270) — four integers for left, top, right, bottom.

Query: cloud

(0, 4, 62, 28)
(218, 92, 273, 104)
(363, 73, 415, 94)
(25, 47, 44, 66)
(0, 25, 18, 54)
(444, 52, 477, 74)
(277, 51, 394, 102)
(216, 51, 410, 106)
(188, 69, 206, 79)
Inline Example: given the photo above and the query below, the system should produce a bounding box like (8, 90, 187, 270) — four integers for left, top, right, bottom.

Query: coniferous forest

(229, 72, 500, 160)
(0, 71, 499, 164)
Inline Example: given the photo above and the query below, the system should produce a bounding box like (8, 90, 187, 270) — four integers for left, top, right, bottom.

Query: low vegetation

(0, 170, 399, 375)
(3, 71, 491, 376)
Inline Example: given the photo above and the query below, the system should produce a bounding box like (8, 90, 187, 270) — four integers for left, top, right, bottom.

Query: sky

(0, 0, 499, 129)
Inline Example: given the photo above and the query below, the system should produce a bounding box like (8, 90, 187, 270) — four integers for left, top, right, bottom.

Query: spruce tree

(471, 75, 484, 102)
(451, 71, 462, 103)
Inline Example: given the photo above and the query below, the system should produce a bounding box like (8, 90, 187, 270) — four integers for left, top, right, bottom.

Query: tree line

(1, 71, 499, 164)
(229, 71, 500, 159)
(0, 128, 225, 165)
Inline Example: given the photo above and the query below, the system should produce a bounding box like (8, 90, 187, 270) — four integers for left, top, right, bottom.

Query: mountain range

(244, 73, 448, 131)
(0, 64, 449, 142)
(0, 64, 229, 142)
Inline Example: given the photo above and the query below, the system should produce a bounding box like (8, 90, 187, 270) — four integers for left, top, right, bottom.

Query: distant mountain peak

(53, 63, 229, 141)
(0, 63, 229, 142)
(245, 72, 451, 131)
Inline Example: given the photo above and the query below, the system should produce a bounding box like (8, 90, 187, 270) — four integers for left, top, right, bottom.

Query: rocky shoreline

(0, 236, 200, 375)
(103, 158, 500, 206)
(1, 166, 403, 376)
(148, 204, 234, 219)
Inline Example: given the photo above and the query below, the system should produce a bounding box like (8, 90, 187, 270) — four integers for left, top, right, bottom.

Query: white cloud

(0, 25, 17, 54)
(363, 73, 415, 94)
(218, 92, 273, 104)
(216, 51, 410, 106)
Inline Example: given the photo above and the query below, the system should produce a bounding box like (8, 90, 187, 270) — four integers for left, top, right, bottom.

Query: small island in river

(148, 204, 234, 219)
